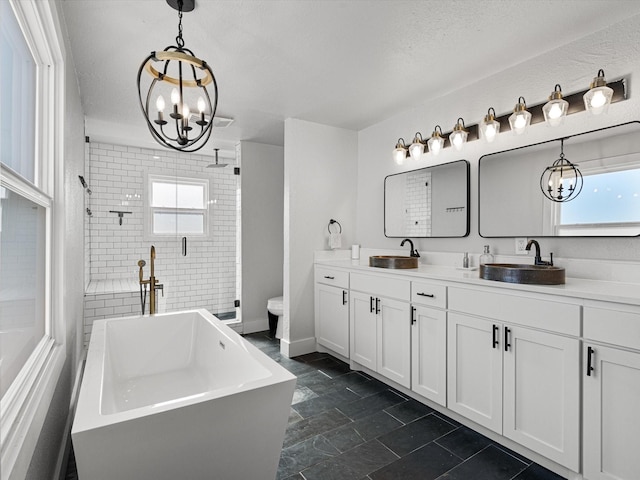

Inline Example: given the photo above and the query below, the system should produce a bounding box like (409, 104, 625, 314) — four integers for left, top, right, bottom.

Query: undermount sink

(479, 263, 565, 285)
(369, 255, 419, 269)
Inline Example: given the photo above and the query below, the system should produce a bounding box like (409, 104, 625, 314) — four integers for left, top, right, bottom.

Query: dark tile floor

(65, 331, 566, 480)
(244, 331, 566, 480)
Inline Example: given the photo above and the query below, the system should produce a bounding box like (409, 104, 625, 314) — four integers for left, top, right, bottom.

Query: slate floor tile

(277, 434, 339, 479)
(283, 408, 352, 448)
(369, 442, 461, 480)
(292, 386, 319, 405)
(378, 413, 458, 457)
(295, 370, 336, 395)
(308, 356, 352, 378)
(384, 398, 434, 423)
(325, 410, 403, 453)
(435, 425, 493, 460)
(302, 440, 399, 480)
(436, 444, 528, 480)
(293, 388, 361, 419)
(512, 463, 567, 480)
(337, 389, 406, 420)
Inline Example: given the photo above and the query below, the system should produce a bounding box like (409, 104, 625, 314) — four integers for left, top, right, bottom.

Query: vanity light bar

(400, 77, 627, 153)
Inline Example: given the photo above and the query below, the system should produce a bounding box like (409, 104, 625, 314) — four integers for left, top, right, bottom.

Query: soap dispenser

(480, 245, 494, 265)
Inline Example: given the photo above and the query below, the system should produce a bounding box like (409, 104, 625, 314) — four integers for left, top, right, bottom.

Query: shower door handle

(182, 237, 187, 256)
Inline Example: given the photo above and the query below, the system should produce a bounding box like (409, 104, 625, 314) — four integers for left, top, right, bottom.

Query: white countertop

(316, 259, 640, 307)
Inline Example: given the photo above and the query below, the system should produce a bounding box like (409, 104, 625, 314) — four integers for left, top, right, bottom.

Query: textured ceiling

(60, 0, 640, 151)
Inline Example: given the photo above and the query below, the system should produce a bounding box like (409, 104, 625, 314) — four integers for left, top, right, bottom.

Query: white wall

(240, 141, 285, 333)
(357, 14, 640, 262)
(283, 119, 357, 356)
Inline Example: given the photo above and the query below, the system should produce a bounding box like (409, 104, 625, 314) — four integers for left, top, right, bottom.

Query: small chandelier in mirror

(540, 138, 583, 202)
(137, 0, 218, 152)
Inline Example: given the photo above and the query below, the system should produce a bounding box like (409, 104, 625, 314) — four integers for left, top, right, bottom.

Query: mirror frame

(478, 121, 640, 238)
(384, 159, 470, 238)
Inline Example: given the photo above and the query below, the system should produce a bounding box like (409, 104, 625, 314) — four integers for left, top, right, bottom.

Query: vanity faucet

(525, 239, 553, 266)
(400, 238, 420, 258)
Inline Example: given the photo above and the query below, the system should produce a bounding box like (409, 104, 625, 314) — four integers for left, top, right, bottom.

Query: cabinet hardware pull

(182, 236, 187, 256)
(375, 297, 381, 314)
(324, 275, 335, 280)
(492, 325, 499, 349)
(411, 307, 416, 325)
(587, 346, 595, 376)
(370, 296, 374, 313)
(417, 292, 434, 298)
(342, 290, 347, 305)
(504, 326, 511, 352)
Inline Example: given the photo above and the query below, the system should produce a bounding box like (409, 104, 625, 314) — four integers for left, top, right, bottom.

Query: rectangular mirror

(479, 121, 640, 237)
(385, 159, 470, 238)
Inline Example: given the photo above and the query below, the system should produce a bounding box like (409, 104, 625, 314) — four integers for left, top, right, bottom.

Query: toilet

(267, 296, 283, 339)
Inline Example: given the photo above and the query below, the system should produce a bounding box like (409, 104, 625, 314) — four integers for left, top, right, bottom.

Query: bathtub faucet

(138, 245, 163, 314)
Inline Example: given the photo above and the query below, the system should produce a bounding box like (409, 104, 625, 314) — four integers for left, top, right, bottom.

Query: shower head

(206, 148, 228, 168)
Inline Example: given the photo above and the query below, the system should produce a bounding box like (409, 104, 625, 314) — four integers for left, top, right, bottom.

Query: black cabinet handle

(411, 307, 416, 325)
(375, 297, 380, 314)
(417, 292, 434, 298)
(342, 290, 347, 305)
(504, 326, 511, 352)
(370, 296, 374, 313)
(587, 346, 595, 376)
(324, 275, 335, 280)
(182, 236, 187, 256)
(492, 325, 499, 349)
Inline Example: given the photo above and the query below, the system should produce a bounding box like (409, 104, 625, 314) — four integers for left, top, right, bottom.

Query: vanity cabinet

(583, 303, 640, 480)
(410, 280, 447, 406)
(350, 273, 411, 388)
(447, 287, 580, 471)
(314, 266, 349, 357)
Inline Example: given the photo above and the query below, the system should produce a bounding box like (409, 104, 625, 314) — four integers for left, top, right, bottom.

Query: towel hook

(328, 219, 342, 234)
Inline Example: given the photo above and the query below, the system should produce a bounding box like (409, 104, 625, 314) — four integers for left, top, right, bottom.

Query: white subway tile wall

(404, 170, 432, 237)
(83, 141, 238, 346)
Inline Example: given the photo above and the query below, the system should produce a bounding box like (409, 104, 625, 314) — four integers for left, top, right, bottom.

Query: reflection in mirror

(385, 160, 470, 238)
(479, 121, 640, 237)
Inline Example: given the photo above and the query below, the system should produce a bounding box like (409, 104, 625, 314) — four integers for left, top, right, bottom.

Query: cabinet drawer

(315, 266, 349, 288)
(449, 287, 580, 336)
(350, 273, 409, 301)
(411, 280, 446, 309)
(584, 304, 640, 351)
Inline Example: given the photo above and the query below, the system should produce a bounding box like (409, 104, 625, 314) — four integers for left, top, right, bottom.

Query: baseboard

(280, 336, 316, 358)
(54, 353, 86, 480)
(242, 317, 269, 335)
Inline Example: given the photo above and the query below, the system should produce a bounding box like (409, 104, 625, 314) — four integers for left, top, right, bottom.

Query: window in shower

(147, 174, 209, 237)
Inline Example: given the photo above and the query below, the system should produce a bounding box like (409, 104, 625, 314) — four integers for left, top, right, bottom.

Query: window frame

(0, 1, 66, 478)
(145, 173, 210, 238)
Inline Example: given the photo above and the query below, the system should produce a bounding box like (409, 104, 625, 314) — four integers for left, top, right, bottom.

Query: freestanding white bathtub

(72, 309, 296, 480)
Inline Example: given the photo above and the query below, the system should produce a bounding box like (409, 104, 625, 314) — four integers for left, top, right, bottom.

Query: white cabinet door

(377, 297, 411, 388)
(349, 291, 377, 370)
(315, 283, 349, 357)
(503, 326, 580, 471)
(447, 312, 502, 433)
(411, 306, 446, 406)
(584, 344, 640, 480)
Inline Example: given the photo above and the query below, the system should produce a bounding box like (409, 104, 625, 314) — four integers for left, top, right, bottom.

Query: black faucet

(400, 239, 420, 258)
(525, 239, 553, 266)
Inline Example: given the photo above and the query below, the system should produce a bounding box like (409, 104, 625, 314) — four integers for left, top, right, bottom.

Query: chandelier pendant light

(540, 138, 583, 203)
(137, 0, 218, 152)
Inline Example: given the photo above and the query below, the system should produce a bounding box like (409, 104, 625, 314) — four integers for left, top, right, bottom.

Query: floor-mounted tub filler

(72, 309, 296, 480)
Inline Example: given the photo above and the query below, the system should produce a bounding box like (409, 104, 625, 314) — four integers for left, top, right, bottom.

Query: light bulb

(514, 114, 527, 129)
(393, 148, 406, 165)
(409, 143, 423, 161)
(156, 95, 166, 112)
(183, 104, 190, 118)
(171, 88, 180, 105)
(548, 103, 563, 119)
(583, 70, 614, 115)
(509, 97, 531, 134)
(197, 97, 206, 113)
(590, 90, 607, 109)
(430, 139, 442, 155)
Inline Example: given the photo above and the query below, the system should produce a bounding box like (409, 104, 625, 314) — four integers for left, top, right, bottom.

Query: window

(147, 174, 209, 236)
(0, 0, 51, 401)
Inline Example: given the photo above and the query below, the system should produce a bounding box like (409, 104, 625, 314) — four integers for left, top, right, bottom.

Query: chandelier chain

(176, 0, 185, 48)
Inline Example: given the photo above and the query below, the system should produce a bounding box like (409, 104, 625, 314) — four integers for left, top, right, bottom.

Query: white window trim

(0, 1, 66, 479)
(144, 173, 210, 239)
